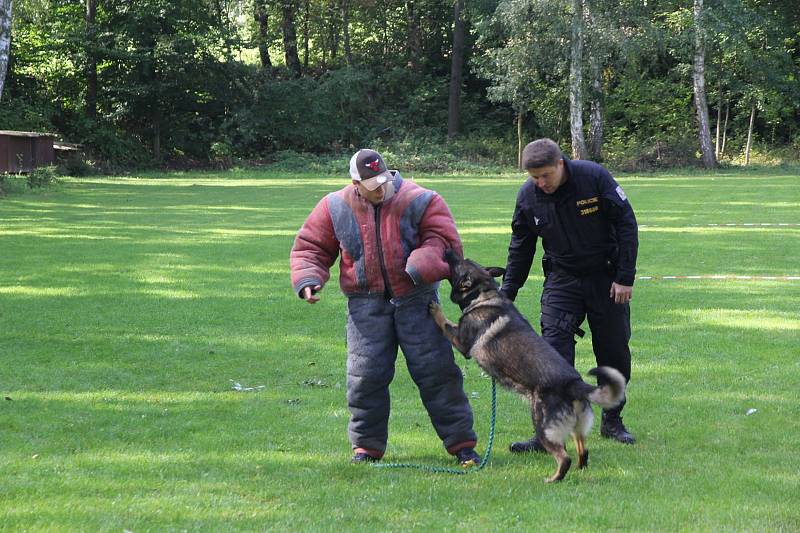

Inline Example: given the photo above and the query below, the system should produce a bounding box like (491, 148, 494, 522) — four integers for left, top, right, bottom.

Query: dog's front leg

(428, 302, 469, 357)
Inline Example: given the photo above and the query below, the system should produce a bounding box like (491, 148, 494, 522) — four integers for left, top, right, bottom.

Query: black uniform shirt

(501, 157, 639, 300)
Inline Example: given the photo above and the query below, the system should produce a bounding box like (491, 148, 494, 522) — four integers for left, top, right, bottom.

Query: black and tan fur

(429, 250, 625, 482)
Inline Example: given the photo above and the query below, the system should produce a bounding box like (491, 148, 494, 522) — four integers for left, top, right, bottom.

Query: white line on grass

(638, 275, 800, 281)
(640, 223, 800, 228)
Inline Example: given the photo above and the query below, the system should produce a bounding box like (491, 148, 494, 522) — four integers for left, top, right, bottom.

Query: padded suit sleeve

(405, 193, 463, 285)
(290, 196, 339, 297)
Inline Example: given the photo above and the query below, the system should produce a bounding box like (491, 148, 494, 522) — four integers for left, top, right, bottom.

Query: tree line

(1, 0, 798, 169)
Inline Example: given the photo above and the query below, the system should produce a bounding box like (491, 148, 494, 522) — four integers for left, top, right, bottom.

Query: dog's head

(444, 249, 505, 309)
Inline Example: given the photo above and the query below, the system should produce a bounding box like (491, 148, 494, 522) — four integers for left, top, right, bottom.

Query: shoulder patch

(615, 185, 627, 202)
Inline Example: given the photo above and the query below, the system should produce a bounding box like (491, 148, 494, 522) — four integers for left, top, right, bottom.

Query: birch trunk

(569, 0, 588, 160)
(0, 0, 12, 101)
(715, 82, 722, 158)
(517, 109, 525, 168)
(302, 0, 309, 69)
(588, 55, 603, 161)
(692, 0, 717, 168)
(745, 103, 756, 165)
(721, 102, 729, 156)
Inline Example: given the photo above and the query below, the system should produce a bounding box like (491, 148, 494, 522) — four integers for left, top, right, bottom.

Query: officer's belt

(549, 258, 610, 278)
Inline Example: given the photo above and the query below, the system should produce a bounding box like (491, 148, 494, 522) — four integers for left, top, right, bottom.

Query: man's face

(354, 180, 387, 205)
(527, 159, 566, 194)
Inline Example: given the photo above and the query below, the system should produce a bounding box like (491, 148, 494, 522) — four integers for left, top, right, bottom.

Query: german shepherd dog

(429, 250, 625, 482)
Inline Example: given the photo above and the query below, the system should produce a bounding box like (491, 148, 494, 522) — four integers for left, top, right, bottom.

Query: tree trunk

(588, 54, 603, 161)
(153, 115, 161, 161)
(0, 0, 12, 102)
(281, 0, 301, 77)
(745, 102, 756, 165)
(302, 0, 309, 69)
(517, 109, 525, 168)
(342, 0, 352, 66)
(692, 0, 717, 168)
(721, 101, 729, 156)
(714, 82, 722, 158)
(254, 0, 272, 69)
(405, 0, 421, 70)
(447, 0, 465, 139)
(328, 1, 339, 61)
(569, 0, 588, 160)
(85, 0, 97, 118)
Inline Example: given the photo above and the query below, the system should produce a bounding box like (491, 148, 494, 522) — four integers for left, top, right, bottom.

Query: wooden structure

(0, 131, 56, 173)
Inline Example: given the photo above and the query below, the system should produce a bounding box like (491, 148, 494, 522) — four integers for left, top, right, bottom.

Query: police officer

(500, 138, 638, 451)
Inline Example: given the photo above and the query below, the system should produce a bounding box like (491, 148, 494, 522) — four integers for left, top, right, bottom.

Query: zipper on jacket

(374, 204, 394, 299)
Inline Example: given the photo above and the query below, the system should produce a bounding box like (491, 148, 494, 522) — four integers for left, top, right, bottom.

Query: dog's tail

(584, 367, 626, 409)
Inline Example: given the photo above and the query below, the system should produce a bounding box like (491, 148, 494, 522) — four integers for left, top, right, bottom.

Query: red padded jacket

(290, 173, 463, 299)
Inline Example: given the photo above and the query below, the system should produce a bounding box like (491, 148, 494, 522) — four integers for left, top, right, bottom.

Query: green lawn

(1, 168, 799, 531)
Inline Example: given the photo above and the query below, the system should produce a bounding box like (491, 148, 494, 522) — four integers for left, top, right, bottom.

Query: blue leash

(372, 378, 497, 475)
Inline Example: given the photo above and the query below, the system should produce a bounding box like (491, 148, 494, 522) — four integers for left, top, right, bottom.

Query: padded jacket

(290, 172, 463, 299)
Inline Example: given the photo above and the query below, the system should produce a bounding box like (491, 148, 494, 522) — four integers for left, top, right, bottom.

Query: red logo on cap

(365, 159, 381, 172)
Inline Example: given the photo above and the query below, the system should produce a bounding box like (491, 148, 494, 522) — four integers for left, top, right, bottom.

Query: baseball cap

(349, 149, 392, 191)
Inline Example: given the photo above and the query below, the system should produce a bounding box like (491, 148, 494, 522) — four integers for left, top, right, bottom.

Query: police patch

(615, 185, 627, 201)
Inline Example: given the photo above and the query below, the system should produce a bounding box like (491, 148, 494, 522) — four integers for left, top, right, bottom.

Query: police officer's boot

(509, 435, 546, 453)
(600, 402, 635, 444)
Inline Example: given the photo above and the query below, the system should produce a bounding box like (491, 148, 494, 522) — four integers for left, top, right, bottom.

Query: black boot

(601, 404, 635, 444)
(509, 435, 546, 453)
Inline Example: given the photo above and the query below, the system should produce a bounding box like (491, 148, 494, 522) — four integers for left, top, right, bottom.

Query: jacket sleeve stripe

(399, 191, 434, 259)
(328, 194, 368, 290)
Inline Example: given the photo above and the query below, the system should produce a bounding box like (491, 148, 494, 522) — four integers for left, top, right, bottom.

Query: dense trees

(2, 0, 798, 169)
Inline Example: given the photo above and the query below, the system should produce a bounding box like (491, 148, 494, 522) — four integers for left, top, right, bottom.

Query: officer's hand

(301, 285, 322, 304)
(610, 282, 633, 304)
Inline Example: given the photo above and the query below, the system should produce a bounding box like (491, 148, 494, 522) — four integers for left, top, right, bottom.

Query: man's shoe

(351, 452, 379, 463)
(456, 447, 481, 467)
(509, 436, 546, 453)
(601, 411, 636, 444)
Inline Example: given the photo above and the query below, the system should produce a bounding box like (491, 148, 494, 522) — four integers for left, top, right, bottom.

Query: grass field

(1, 168, 799, 531)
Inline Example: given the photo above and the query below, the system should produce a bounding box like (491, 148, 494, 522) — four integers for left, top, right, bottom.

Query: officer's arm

(598, 170, 638, 286)
(501, 189, 537, 301)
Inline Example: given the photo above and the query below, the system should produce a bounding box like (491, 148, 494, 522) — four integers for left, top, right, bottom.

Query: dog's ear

(485, 267, 506, 279)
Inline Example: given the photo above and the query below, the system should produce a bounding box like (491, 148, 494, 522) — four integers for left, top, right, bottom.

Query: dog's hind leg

(539, 435, 571, 483)
(573, 434, 588, 469)
(533, 400, 572, 483)
(573, 400, 592, 469)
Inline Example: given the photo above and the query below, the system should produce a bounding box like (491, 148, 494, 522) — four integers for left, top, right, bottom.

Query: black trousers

(539, 269, 631, 383)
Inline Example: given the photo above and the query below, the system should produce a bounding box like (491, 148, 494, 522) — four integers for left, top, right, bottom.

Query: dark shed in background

(0, 131, 56, 173)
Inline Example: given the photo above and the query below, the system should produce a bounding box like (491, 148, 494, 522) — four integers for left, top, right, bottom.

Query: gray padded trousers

(345, 287, 477, 455)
